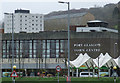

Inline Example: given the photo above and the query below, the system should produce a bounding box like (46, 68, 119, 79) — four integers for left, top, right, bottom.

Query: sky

(0, 0, 120, 21)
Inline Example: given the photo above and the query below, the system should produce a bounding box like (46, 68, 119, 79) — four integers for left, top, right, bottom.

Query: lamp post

(4, 13, 14, 82)
(13, 65, 16, 83)
(113, 66, 117, 83)
(113, 43, 117, 83)
(58, 1, 70, 82)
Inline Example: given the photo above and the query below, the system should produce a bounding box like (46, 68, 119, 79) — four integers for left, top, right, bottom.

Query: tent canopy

(69, 53, 120, 68)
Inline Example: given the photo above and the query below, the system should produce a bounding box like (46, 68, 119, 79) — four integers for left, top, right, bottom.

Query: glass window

(20, 55, 22, 58)
(42, 50, 46, 54)
(33, 41, 36, 49)
(47, 50, 50, 54)
(15, 41, 19, 49)
(50, 40, 56, 58)
(56, 43, 59, 49)
(46, 55, 50, 58)
(34, 55, 36, 58)
(47, 42, 50, 49)
(56, 54, 59, 58)
(3, 54, 6, 58)
(43, 43, 46, 50)
(40, 24, 42, 27)
(29, 54, 32, 58)
(42, 55, 45, 58)
(29, 42, 32, 49)
(2, 41, 6, 50)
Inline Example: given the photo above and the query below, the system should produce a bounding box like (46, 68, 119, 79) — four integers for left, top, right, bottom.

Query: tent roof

(69, 53, 119, 68)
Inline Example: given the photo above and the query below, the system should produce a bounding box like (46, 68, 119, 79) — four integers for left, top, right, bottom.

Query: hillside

(45, 2, 120, 29)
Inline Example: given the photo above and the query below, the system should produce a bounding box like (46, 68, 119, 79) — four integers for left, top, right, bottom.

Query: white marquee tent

(69, 53, 120, 68)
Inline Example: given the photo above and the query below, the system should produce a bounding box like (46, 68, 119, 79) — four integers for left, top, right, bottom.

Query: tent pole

(76, 68, 78, 77)
(106, 63, 110, 77)
(71, 68, 74, 77)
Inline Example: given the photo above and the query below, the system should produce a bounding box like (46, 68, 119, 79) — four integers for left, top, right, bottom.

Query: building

(4, 9, 44, 33)
(44, 12, 95, 31)
(1, 20, 119, 76)
(76, 20, 118, 33)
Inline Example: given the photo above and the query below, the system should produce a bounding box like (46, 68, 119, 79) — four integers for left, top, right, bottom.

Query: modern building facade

(4, 9, 44, 33)
(1, 21, 119, 76)
(1, 30, 118, 75)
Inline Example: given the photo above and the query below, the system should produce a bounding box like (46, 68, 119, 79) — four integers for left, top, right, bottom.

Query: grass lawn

(1, 77, 120, 83)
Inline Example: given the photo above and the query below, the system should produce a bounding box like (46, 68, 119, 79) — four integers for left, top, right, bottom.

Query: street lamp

(113, 66, 117, 83)
(4, 13, 14, 71)
(113, 43, 117, 83)
(4, 13, 14, 82)
(58, 1, 70, 82)
(13, 65, 16, 71)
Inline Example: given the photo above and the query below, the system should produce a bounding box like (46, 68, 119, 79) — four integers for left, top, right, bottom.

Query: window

(32, 16, 34, 17)
(25, 24, 27, 25)
(32, 20, 34, 21)
(40, 24, 42, 27)
(32, 24, 34, 26)
(36, 24, 38, 26)
(25, 28, 27, 29)
(36, 20, 38, 22)
(25, 16, 27, 17)
(20, 20, 22, 22)
(25, 20, 27, 21)
(36, 16, 38, 18)
(50, 40, 56, 58)
(32, 28, 34, 30)
(20, 15, 22, 18)
(36, 28, 38, 30)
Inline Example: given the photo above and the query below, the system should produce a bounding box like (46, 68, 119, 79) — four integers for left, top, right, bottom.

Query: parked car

(79, 72, 97, 77)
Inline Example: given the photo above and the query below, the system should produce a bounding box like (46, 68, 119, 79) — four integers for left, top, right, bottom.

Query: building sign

(70, 38, 117, 60)
(74, 43, 101, 52)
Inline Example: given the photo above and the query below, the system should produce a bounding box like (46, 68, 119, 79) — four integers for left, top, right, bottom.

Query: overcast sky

(0, 0, 120, 21)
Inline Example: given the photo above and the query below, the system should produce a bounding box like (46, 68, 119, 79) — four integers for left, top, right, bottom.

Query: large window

(2, 39, 67, 58)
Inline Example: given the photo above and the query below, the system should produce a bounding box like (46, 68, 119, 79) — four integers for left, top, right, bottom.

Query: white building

(4, 9, 44, 33)
(76, 20, 118, 33)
